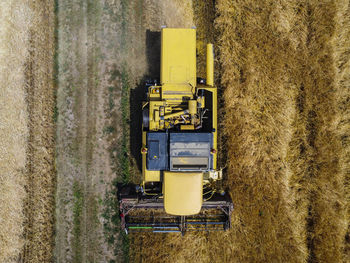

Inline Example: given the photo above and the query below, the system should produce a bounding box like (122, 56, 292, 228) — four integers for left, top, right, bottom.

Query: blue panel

(147, 132, 168, 170)
(148, 140, 159, 159)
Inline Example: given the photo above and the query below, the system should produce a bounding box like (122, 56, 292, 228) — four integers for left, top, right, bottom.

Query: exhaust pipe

(206, 44, 214, 86)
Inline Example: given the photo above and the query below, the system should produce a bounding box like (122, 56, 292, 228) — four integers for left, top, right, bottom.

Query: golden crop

(130, 1, 350, 262)
(1, 0, 349, 262)
(0, 1, 55, 262)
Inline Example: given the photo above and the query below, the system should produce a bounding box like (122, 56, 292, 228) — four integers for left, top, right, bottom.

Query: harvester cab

(119, 28, 233, 235)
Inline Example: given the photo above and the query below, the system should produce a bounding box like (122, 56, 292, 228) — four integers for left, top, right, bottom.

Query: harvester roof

(163, 172, 203, 215)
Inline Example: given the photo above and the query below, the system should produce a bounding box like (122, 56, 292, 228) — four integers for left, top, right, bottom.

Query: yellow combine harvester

(119, 28, 233, 234)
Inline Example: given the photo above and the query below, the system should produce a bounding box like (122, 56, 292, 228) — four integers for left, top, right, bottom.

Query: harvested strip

(21, 1, 56, 262)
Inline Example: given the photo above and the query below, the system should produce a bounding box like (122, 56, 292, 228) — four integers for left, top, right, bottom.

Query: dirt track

(55, 0, 194, 261)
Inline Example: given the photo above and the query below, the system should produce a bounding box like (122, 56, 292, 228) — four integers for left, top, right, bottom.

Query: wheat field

(0, 1, 30, 261)
(131, 1, 350, 262)
(0, 1, 55, 262)
(215, 0, 349, 262)
(0, 0, 349, 262)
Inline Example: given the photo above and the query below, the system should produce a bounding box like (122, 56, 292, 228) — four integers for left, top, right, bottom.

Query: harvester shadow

(130, 30, 161, 172)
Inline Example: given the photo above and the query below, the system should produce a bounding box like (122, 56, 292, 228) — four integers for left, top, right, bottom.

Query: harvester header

(119, 28, 233, 235)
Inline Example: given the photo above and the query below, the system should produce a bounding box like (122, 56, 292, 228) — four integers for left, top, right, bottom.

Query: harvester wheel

(143, 108, 149, 128)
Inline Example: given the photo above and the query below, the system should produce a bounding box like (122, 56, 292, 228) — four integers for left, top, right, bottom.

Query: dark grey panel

(169, 133, 213, 171)
(169, 132, 212, 143)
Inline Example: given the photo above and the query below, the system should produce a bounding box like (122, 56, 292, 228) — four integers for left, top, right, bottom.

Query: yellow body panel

(206, 44, 214, 86)
(197, 86, 217, 169)
(205, 45, 216, 168)
(144, 169, 161, 182)
(161, 84, 194, 102)
(180, 124, 195, 130)
(161, 28, 196, 87)
(163, 172, 203, 215)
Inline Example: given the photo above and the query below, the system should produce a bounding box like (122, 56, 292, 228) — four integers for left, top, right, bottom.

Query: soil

(55, 0, 194, 262)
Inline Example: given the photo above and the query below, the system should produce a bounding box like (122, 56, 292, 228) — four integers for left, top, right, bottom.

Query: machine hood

(163, 172, 203, 215)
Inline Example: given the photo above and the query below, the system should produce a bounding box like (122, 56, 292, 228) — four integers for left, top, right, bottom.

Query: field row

(0, 1, 55, 262)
